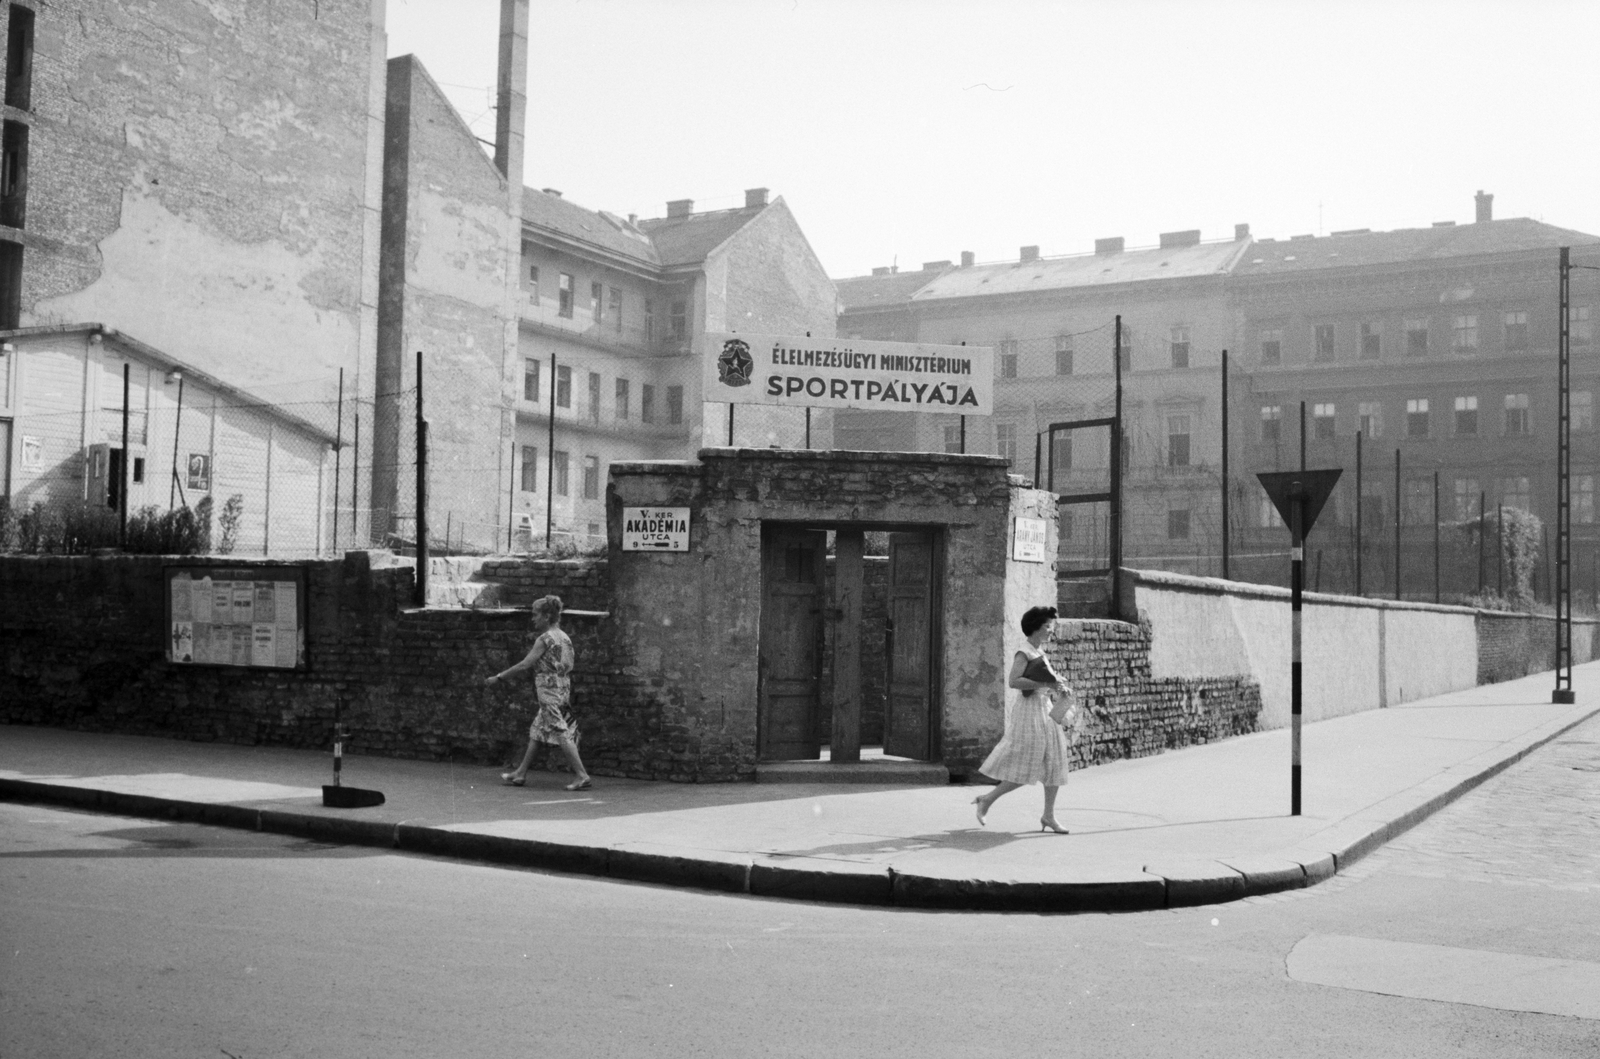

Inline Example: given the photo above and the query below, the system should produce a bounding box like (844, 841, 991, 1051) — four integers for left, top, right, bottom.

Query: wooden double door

(758, 526, 938, 762)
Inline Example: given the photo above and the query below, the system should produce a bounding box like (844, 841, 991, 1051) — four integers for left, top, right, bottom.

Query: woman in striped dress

(973, 605, 1076, 833)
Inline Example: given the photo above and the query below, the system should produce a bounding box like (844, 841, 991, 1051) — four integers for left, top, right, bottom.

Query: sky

(385, 0, 1600, 279)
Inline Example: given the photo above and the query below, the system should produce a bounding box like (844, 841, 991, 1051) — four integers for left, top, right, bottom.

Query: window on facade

(943, 423, 963, 453)
(641, 384, 655, 423)
(1054, 334, 1074, 375)
(558, 273, 573, 318)
(520, 445, 538, 492)
(1360, 322, 1381, 360)
(1313, 402, 1336, 440)
(1504, 310, 1528, 351)
(588, 371, 601, 423)
(1361, 493, 1387, 532)
(1259, 493, 1279, 529)
(5, 5, 36, 112)
(644, 299, 654, 344)
(1453, 477, 1480, 521)
(1060, 510, 1074, 540)
(667, 385, 683, 425)
(1118, 325, 1133, 371)
(1313, 324, 1335, 362)
(1168, 506, 1190, 540)
(582, 455, 600, 500)
(1579, 476, 1595, 525)
(590, 281, 603, 323)
(609, 287, 622, 333)
(1500, 476, 1531, 512)
(1401, 478, 1433, 523)
(1167, 415, 1191, 467)
(1259, 328, 1282, 366)
(1405, 318, 1428, 357)
(615, 378, 630, 420)
(1504, 393, 1530, 435)
(1454, 395, 1478, 435)
(1170, 326, 1190, 369)
(1451, 314, 1479, 354)
(1359, 401, 1383, 438)
(556, 365, 572, 408)
(1575, 391, 1593, 431)
(995, 423, 1017, 464)
(553, 450, 570, 496)
(670, 300, 687, 340)
(520, 244, 538, 298)
(998, 339, 1018, 379)
(1572, 306, 1592, 346)
(1406, 398, 1430, 438)
(523, 358, 541, 403)
(1261, 404, 1282, 443)
(1050, 432, 1072, 476)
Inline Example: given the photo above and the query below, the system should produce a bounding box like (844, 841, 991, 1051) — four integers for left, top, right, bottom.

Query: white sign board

(1012, 516, 1048, 562)
(703, 333, 993, 416)
(622, 507, 690, 552)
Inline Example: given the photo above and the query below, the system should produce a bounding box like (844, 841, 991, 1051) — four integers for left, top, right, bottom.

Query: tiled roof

(835, 266, 952, 312)
(1235, 218, 1600, 276)
(911, 240, 1248, 301)
(637, 206, 766, 268)
(521, 188, 659, 266)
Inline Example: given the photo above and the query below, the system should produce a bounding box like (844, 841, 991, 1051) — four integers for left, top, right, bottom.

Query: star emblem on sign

(717, 338, 753, 387)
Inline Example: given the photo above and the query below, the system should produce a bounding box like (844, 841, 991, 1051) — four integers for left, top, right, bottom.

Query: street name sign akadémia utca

(622, 507, 690, 552)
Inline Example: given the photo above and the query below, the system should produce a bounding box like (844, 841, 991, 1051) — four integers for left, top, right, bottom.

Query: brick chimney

(1159, 229, 1201, 249)
(1020, 245, 1040, 262)
(492, 0, 528, 186)
(744, 187, 769, 209)
(1475, 190, 1494, 224)
(1095, 237, 1124, 255)
(666, 199, 693, 218)
(960, 251, 975, 267)
(1235, 223, 1251, 241)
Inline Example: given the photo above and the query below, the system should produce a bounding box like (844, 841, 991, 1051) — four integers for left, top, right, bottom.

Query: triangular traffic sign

(1256, 469, 1343, 537)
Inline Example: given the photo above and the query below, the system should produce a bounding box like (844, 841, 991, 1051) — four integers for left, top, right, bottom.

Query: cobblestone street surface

(1363, 712, 1600, 894)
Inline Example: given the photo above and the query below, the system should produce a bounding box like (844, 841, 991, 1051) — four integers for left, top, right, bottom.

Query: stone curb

(2, 704, 1592, 913)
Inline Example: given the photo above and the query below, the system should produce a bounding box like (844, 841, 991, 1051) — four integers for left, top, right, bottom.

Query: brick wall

(1047, 618, 1262, 770)
(1476, 611, 1599, 684)
(0, 551, 744, 782)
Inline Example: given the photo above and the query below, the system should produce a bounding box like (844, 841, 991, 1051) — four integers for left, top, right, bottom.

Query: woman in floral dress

(486, 594, 592, 791)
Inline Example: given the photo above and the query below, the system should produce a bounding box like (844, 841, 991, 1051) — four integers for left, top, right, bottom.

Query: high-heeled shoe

(1039, 817, 1068, 834)
(973, 796, 988, 827)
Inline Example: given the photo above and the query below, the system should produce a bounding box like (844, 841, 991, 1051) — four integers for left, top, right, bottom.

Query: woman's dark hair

(1020, 605, 1058, 637)
(531, 594, 564, 622)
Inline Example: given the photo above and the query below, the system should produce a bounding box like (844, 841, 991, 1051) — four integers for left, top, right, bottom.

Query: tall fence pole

(1497, 504, 1504, 597)
(1221, 349, 1230, 580)
(119, 363, 130, 549)
(1394, 448, 1402, 600)
(1290, 485, 1304, 816)
(168, 375, 185, 510)
(1355, 430, 1363, 596)
(1433, 469, 1441, 604)
(332, 368, 343, 555)
(1299, 401, 1306, 472)
(1111, 315, 1124, 616)
(1478, 491, 1486, 594)
(415, 350, 428, 607)
(546, 352, 557, 548)
(1555, 246, 1575, 701)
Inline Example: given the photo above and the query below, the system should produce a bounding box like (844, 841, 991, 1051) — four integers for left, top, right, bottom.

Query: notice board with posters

(164, 565, 308, 670)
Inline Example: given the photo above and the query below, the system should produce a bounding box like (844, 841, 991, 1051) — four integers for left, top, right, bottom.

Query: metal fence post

(415, 350, 428, 607)
(1221, 349, 1230, 581)
(120, 363, 130, 549)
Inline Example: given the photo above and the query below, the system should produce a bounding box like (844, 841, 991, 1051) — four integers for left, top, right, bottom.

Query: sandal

(564, 778, 592, 791)
(500, 773, 525, 787)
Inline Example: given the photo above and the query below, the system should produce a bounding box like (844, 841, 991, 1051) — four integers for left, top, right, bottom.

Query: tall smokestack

(493, 0, 528, 185)
(1475, 190, 1494, 224)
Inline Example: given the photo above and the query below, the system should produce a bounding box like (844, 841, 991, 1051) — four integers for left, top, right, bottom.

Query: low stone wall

(1047, 619, 1262, 771)
(1126, 568, 1598, 727)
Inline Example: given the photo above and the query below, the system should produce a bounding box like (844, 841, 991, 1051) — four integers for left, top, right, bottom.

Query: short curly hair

(1020, 605, 1058, 637)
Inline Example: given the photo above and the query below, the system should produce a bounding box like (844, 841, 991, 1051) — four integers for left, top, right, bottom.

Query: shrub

(217, 494, 244, 554)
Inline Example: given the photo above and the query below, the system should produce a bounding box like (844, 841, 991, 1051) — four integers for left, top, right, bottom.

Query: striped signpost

(1258, 469, 1343, 816)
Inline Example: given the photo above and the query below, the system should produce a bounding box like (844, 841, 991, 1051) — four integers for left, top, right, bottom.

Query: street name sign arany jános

(703, 333, 994, 416)
(622, 507, 690, 552)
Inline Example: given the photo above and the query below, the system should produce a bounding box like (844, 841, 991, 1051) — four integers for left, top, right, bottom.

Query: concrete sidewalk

(2, 664, 1595, 912)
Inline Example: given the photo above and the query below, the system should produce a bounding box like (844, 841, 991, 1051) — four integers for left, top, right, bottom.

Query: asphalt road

(3, 717, 1598, 1059)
